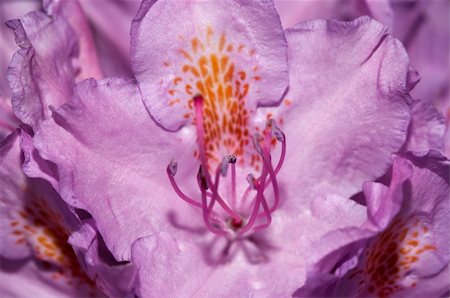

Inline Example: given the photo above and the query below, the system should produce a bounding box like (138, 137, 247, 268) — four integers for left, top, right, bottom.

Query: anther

(193, 93, 203, 103)
(252, 133, 263, 154)
(266, 118, 275, 129)
(197, 166, 208, 190)
(247, 174, 257, 190)
(227, 154, 237, 164)
(272, 125, 285, 143)
(168, 159, 178, 176)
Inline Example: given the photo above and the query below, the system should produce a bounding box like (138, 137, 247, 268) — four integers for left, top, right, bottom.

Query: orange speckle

(206, 26, 214, 44)
(218, 34, 226, 52)
(23, 225, 37, 233)
(238, 44, 245, 52)
(226, 44, 233, 52)
(168, 89, 176, 96)
(199, 56, 209, 77)
(210, 54, 220, 82)
(191, 37, 204, 53)
(190, 67, 200, 77)
(224, 63, 234, 82)
(407, 240, 419, 247)
(185, 84, 193, 95)
(220, 56, 229, 71)
(174, 77, 182, 85)
(182, 65, 191, 73)
(179, 50, 193, 61)
(163, 61, 170, 67)
(253, 76, 261, 81)
(238, 71, 246, 81)
(15, 238, 25, 244)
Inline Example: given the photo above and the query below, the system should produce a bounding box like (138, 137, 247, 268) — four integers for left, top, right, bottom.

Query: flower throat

(167, 94, 286, 237)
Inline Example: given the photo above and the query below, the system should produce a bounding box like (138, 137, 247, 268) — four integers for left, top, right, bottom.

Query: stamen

(200, 185, 227, 236)
(237, 166, 269, 235)
(194, 94, 241, 222)
(227, 154, 237, 164)
(228, 154, 237, 207)
(168, 95, 287, 238)
(168, 159, 178, 176)
(271, 120, 286, 175)
(167, 160, 202, 208)
(252, 133, 263, 154)
(247, 174, 256, 190)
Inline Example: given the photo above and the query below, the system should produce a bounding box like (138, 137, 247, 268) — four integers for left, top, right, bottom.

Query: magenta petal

(6, 11, 77, 128)
(131, 0, 288, 131)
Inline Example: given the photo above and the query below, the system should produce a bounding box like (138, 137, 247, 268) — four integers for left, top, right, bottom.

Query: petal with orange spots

(131, 0, 288, 131)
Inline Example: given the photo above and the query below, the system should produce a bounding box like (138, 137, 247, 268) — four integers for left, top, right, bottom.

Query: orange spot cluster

(9, 190, 98, 295)
(348, 216, 436, 298)
(165, 27, 263, 168)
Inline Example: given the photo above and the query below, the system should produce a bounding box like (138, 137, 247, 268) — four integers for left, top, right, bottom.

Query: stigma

(167, 94, 286, 237)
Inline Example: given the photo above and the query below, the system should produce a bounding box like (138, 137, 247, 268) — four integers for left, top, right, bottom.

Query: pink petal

(33, 78, 199, 261)
(405, 99, 446, 152)
(6, 11, 78, 128)
(43, 0, 103, 81)
(130, 0, 288, 131)
(274, 17, 412, 210)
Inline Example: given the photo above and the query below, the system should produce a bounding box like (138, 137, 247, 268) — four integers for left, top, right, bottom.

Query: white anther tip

(227, 154, 237, 164)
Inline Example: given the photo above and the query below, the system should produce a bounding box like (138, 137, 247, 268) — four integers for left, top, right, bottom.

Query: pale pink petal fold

(6, 10, 77, 128)
(404, 100, 446, 152)
(130, 0, 288, 131)
(79, 0, 140, 77)
(43, 0, 103, 81)
(0, 0, 39, 98)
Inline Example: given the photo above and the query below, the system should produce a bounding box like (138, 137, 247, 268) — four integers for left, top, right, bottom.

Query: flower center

(346, 216, 437, 297)
(9, 187, 98, 295)
(164, 26, 263, 170)
(167, 95, 286, 237)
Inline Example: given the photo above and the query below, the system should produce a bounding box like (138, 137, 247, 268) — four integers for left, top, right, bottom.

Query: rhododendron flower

(295, 151, 449, 297)
(1, 0, 448, 297)
(25, 0, 423, 295)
